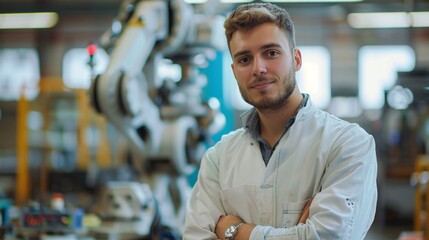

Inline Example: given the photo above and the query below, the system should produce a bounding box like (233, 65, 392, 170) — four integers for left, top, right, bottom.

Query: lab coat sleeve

(183, 146, 224, 240)
(250, 125, 378, 240)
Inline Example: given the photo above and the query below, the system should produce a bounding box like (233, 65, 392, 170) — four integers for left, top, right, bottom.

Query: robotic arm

(89, 0, 226, 237)
(91, 0, 170, 168)
(91, 0, 223, 174)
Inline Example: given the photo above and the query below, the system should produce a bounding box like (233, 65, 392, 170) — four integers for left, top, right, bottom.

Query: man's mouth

(250, 80, 274, 89)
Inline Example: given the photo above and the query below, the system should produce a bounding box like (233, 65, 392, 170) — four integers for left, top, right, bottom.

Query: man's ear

(231, 63, 238, 80)
(293, 48, 302, 71)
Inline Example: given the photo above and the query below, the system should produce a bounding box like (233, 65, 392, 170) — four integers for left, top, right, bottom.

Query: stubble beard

(239, 70, 297, 111)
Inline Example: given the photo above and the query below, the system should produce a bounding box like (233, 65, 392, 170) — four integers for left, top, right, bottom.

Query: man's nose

(252, 56, 267, 76)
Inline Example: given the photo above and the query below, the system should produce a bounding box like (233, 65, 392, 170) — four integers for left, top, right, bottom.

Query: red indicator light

(87, 43, 97, 56)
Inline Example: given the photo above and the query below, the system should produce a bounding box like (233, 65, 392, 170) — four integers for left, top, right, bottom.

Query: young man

(183, 3, 377, 240)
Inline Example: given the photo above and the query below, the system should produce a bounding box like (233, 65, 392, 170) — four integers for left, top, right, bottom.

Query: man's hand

(215, 215, 254, 240)
(297, 196, 314, 224)
(215, 197, 313, 239)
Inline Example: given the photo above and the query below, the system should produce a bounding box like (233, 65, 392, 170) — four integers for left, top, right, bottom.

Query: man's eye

(238, 57, 250, 64)
(267, 50, 279, 57)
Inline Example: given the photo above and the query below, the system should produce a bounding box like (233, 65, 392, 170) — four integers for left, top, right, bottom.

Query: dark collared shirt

(245, 94, 309, 166)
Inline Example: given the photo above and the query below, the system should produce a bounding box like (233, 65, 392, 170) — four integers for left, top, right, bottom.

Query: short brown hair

(224, 3, 296, 50)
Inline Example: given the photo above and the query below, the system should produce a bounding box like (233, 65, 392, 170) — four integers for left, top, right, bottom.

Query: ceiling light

(263, 0, 362, 2)
(348, 12, 410, 28)
(186, 0, 362, 4)
(0, 12, 58, 29)
(185, 0, 253, 2)
(348, 11, 429, 28)
(411, 12, 429, 27)
(184, 0, 207, 3)
(221, 0, 253, 2)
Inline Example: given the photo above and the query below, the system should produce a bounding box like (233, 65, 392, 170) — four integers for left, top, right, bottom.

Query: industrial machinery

(89, 0, 226, 238)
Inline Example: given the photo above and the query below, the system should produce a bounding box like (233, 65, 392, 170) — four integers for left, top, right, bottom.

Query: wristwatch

(224, 222, 244, 240)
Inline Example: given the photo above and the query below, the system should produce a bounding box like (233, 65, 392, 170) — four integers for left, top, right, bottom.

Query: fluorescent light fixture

(185, 0, 252, 2)
(348, 11, 429, 28)
(263, 0, 362, 2)
(184, 0, 207, 3)
(0, 12, 58, 29)
(186, 0, 361, 4)
(348, 12, 409, 28)
(411, 12, 429, 27)
(221, 0, 253, 2)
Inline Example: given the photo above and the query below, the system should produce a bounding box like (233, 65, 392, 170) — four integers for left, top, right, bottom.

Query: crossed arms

(214, 197, 313, 240)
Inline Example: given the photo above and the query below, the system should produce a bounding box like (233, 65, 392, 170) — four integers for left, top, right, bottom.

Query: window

(358, 45, 415, 110)
(0, 48, 40, 100)
(62, 48, 109, 89)
(296, 46, 331, 109)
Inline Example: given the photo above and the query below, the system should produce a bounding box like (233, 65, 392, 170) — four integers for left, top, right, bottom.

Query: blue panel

(200, 51, 235, 144)
(188, 51, 236, 187)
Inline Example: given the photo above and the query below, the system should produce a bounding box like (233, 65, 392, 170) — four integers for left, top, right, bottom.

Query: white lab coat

(183, 98, 378, 240)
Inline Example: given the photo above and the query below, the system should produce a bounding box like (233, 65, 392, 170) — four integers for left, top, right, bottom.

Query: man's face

(229, 23, 302, 110)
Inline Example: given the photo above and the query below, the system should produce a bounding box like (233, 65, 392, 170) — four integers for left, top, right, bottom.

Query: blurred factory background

(0, 0, 429, 239)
